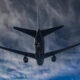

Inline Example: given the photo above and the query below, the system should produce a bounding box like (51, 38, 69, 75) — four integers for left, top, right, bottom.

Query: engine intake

(23, 56, 28, 63)
(51, 56, 56, 62)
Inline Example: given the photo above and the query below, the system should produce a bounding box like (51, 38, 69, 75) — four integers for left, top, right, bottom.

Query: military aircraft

(0, 8, 80, 65)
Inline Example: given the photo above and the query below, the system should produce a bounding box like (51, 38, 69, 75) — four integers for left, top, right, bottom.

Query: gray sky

(0, 0, 80, 80)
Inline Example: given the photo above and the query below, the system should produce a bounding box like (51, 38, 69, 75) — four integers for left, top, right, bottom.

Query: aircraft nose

(37, 60, 43, 65)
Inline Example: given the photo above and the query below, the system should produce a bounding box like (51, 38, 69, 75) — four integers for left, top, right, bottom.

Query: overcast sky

(0, 0, 80, 80)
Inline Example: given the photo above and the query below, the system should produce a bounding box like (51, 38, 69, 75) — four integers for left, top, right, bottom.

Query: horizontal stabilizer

(14, 27, 36, 37)
(44, 43, 80, 58)
(41, 25, 64, 37)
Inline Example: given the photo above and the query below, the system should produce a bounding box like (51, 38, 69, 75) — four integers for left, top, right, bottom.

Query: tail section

(37, 7, 40, 30)
(14, 27, 36, 37)
(13, 8, 40, 37)
(41, 25, 64, 37)
(14, 8, 64, 37)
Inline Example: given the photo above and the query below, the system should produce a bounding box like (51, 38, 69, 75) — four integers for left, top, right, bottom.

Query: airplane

(0, 8, 80, 65)
(0, 26, 80, 65)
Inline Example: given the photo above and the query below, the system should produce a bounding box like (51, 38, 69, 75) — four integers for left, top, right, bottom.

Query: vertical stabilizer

(37, 7, 40, 30)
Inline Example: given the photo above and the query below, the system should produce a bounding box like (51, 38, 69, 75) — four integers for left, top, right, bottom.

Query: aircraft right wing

(44, 43, 80, 58)
(0, 46, 35, 58)
(41, 25, 64, 37)
(14, 27, 36, 37)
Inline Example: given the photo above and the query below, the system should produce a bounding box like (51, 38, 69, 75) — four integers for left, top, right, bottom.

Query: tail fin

(14, 27, 36, 37)
(37, 7, 40, 30)
(41, 25, 64, 37)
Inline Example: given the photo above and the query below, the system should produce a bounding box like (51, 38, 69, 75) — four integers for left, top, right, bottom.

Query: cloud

(0, 0, 80, 80)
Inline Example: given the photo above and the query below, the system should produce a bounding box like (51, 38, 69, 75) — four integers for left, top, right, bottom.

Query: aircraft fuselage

(35, 29, 44, 65)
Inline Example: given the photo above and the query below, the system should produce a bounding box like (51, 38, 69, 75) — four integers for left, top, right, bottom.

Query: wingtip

(57, 25, 64, 29)
(13, 26, 19, 30)
(77, 43, 80, 45)
(0, 46, 5, 49)
(61, 25, 64, 27)
(13, 26, 17, 29)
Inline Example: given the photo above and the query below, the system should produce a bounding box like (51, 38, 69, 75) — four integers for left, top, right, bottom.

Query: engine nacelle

(51, 56, 56, 62)
(23, 56, 28, 63)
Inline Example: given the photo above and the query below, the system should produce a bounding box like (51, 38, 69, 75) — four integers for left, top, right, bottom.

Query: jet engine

(23, 56, 28, 63)
(51, 56, 56, 62)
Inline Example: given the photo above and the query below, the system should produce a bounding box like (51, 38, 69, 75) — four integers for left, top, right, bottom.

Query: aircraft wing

(41, 25, 64, 37)
(0, 46, 35, 58)
(44, 43, 80, 58)
(14, 27, 36, 37)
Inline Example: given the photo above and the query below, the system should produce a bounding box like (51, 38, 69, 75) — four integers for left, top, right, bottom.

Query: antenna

(37, 7, 40, 30)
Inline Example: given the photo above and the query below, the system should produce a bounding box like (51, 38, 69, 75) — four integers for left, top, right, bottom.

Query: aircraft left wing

(0, 46, 35, 58)
(44, 43, 80, 58)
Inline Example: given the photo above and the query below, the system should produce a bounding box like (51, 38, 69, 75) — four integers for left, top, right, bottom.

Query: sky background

(0, 0, 80, 80)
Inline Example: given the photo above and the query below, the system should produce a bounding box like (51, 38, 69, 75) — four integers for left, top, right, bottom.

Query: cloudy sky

(0, 0, 80, 80)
